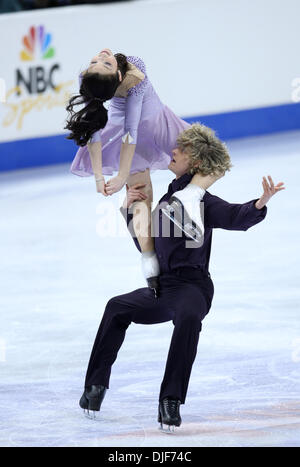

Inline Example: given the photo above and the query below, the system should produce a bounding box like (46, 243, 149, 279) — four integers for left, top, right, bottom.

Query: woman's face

(87, 48, 120, 78)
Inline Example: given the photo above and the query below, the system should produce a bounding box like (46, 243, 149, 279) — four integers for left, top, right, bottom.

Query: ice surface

(0, 130, 299, 447)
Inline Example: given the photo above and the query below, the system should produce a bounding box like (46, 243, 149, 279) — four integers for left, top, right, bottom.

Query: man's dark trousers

(85, 267, 214, 404)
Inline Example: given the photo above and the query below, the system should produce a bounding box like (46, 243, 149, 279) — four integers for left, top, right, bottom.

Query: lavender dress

(69, 56, 190, 177)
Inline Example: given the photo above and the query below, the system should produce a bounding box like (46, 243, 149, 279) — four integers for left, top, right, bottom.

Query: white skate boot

(162, 184, 205, 244)
(141, 250, 160, 298)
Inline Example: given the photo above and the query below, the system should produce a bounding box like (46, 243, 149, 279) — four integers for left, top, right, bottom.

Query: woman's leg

(126, 169, 154, 253)
(126, 169, 160, 295)
(190, 172, 224, 190)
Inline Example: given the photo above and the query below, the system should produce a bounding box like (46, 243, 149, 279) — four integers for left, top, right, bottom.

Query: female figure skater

(65, 49, 212, 293)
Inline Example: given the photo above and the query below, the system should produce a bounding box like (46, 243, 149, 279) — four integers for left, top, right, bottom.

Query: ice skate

(158, 397, 181, 434)
(162, 184, 205, 244)
(141, 250, 160, 298)
(79, 385, 107, 419)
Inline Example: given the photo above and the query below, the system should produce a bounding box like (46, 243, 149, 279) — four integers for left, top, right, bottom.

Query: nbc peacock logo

(3, 25, 72, 132)
(20, 25, 55, 61)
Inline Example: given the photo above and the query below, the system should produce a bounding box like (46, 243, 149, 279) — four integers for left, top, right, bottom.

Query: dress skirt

(70, 102, 191, 177)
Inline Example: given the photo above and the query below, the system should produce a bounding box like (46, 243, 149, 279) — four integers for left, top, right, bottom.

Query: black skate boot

(158, 397, 181, 433)
(147, 276, 160, 299)
(79, 385, 107, 419)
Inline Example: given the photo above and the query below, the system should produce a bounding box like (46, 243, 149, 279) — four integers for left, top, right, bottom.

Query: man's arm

(205, 175, 285, 231)
(205, 195, 267, 231)
(255, 175, 285, 209)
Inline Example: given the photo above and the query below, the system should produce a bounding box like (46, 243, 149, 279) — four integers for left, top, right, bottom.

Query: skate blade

(158, 423, 176, 434)
(83, 409, 97, 420)
(162, 207, 203, 243)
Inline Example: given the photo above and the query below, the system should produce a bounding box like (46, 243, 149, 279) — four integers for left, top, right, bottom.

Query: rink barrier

(0, 101, 299, 172)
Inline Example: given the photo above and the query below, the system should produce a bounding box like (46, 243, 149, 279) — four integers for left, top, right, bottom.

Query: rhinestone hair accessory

(93, 97, 105, 103)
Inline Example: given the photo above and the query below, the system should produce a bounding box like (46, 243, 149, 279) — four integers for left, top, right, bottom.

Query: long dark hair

(65, 53, 129, 147)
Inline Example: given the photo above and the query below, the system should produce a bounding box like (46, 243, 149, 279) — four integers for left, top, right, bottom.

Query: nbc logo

(20, 25, 55, 61)
(16, 25, 59, 95)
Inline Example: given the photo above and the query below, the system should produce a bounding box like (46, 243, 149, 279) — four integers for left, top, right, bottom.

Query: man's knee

(175, 307, 205, 329)
(105, 296, 119, 311)
(104, 296, 132, 327)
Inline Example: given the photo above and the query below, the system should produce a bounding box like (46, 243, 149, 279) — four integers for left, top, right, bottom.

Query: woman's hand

(122, 183, 148, 209)
(255, 175, 285, 209)
(192, 170, 225, 191)
(105, 174, 127, 196)
(205, 170, 226, 187)
(95, 177, 108, 196)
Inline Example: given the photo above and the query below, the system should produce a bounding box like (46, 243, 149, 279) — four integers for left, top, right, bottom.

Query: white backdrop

(0, 0, 299, 143)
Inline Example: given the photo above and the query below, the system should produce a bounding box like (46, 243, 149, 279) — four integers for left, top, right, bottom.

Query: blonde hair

(176, 123, 233, 176)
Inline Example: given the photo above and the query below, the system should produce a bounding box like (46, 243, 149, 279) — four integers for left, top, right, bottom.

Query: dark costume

(84, 173, 267, 403)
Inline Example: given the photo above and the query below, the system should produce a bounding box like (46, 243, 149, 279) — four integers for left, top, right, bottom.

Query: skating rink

(0, 130, 299, 447)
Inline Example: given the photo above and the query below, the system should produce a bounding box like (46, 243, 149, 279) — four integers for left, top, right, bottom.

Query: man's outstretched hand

(255, 175, 285, 210)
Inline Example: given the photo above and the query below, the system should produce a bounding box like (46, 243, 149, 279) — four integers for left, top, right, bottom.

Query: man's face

(168, 147, 193, 178)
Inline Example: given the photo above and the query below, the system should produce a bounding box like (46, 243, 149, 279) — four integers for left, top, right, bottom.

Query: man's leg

(159, 281, 210, 404)
(85, 286, 173, 388)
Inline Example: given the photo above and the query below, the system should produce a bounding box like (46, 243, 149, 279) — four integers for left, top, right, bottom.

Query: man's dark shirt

(120, 172, 267, 275)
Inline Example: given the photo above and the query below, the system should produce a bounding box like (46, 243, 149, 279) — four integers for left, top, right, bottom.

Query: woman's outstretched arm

(105, 137, 137, 195)
(87, 141, 107, 196)
(105, 64, 147, 195)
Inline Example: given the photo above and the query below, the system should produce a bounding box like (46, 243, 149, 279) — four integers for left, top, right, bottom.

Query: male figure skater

(79, 124, 285, 431)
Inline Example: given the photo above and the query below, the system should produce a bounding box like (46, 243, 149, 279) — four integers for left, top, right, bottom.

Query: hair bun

(114, 53, 129, 79)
